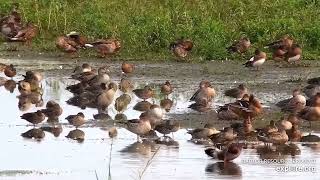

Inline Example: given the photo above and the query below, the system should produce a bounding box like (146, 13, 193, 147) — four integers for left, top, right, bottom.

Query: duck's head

(292, 89, 301, 97)
(238, 84, 246, 90)
(77, 112, 85, 117)
(108, 82, 118, 91)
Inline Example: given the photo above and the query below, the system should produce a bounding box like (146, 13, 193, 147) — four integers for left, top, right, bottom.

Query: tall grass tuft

(0, 0, 320, 60)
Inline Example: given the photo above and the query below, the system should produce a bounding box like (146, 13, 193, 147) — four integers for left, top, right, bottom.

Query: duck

(23, 70, 43, 85)
(154, 120, 180, 137)
(41, 100, 63, 122)
(286, 124, 302, 142)
(169, 38, 193, 58)
(71, 69, 97, 82)
(18, 81, 31, 96)
(307, 76, 320, 85)
(21, 128, 45, 140)
(224, 84, 248, 99)
(265, 35, 293, 51)
(276, 117, 293, 130)
(301, 133, 320, 142)
(87, 66, 110, 87)
(243, 49, 267, 70)
(4, 64, 16, 78)
(56, 31, 91, 56)
(133, 101, 152, 111)
(161, 81, 173, 97)
(133, 86, 154, 100)
(303, 84, 320, 99)
(66, 81, 89, 95)
(140, 104, 164, 127)
(65, 112, 85, 128)
(276, 89, 306, 113)
(120, 113, 152, 140)
(209, 127, 237, 144)
(96, 82, 118, 113)
(217, 94, 250, 120)
(205, 143, 243, 162)
(89, 38, 121, 57)
(118, 78, 134, 93)
(272, 46, 287, 61)
(258, 128, 289, 145)
(73, 63, 92, 74)
(187, 123, 220, 140)
(306, 93, 320, 107)
(0, 5, 22, 39)
(10, 22, 38, 46)
(190, 80, 216, 106)
(285, 44, 302, 64)
(108, 127, 118, 138)
(115, 94, 131, 113)
(160, 98, 173, 112)
(66, 129, 85, 142)
(298, 105, 320, 128)
(121, 62, 134, 74)
(21, 110, 45, 125)
(227, 37, 251, 55)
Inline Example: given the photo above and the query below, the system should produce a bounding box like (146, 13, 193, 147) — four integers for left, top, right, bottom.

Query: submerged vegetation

(0, 0, 320, 60)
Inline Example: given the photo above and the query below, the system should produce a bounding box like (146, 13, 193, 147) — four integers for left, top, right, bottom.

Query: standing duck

(190, 80, 216, 106)
(161, 81, 173, 97)
(154, 120, 180, 137)
(120, 113, 152, 140)
(10, 22, 38, 46)
(115, 94, 131, 113)
(187, 124, 220, 140)
(87, 66, 110, 87)
(41, 100, 63, 122)
(89, 38, 121, 57)
(65, 112, 85, 128)
(227, 37, 251, 55)
(133, 86, 154, 101)
(169, 38, 193, 58)
(21, 110, 45, 126)
(243, 49, 267, 70)
(96, 82, 118, 113)
(205, 143, 243, 162)
(224, 84, 248, 99)
(160, 98, 173, 112)
(118, 78, 134, 93)
(140, 104, 164, 127)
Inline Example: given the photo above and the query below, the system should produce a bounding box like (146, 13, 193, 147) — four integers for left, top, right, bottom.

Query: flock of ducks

(0, 5, 317, 164)
(1, 59, 320, 162)
(1, 6, 303, 69)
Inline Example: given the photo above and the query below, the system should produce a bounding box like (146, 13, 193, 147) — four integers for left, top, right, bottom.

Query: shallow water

(1, 57, 320, 180)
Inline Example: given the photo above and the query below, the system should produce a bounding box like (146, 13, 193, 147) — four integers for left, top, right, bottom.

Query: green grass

(1, 0, 320, 61)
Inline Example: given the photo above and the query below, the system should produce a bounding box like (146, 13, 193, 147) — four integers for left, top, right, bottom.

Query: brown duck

(41, 100, 63, 122)
(21, 128, 45, 140)
(121, 62, 134, 74)
(133, 86, 154, 100)
(205, 143, 243, 162)
(56, 31, 91, 56)
(119, 78, 134, 93)
(21, 110, 45, 125)
(190, 80, 216, 106)
(265, 35, 293, 51)
(4, 64, 16, 78)
(227, 37, 251, 55)
(115, 94, 131, 113)
(66, 129, 85, 142)
(224, 84, 248, 99)
(10, 22, 38, 46)
(96, 82, 118, 113)
(187, 123, 220, 140)
(89, 38, 121, 57)
(243, 49, 267, 70)
(161, 81, 173, 97)
(169, 38, 193, 58)
(65, 112, 85, 128)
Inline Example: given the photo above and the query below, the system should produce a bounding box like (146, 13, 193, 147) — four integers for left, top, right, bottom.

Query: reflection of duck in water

(66, 129, 85, 143)
(40, 125, 63, 137)
(120, 139, 156, 156)
(155, 136, 179, 146)
(205, 162, 242, 176)
(154, 120, 180, 138)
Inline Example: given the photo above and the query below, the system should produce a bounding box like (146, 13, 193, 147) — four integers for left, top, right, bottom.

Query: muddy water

(0, 57, 320, 180)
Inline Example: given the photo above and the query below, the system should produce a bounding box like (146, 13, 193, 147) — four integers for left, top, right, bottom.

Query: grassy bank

(0, 0, 320, 60)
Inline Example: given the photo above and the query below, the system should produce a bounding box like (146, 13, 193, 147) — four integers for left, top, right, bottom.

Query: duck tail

(84, 43, 94, 48)
(204, 148, 219, 158)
